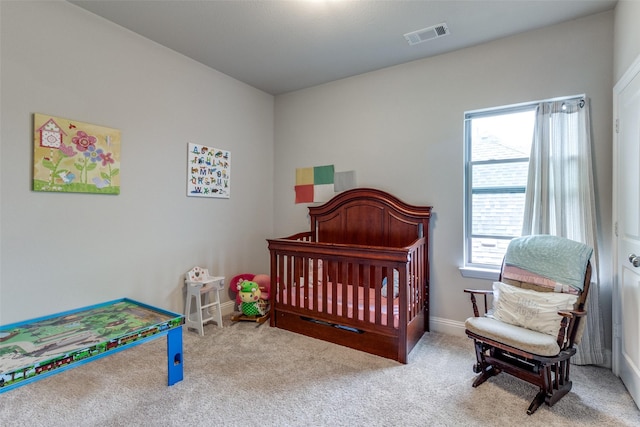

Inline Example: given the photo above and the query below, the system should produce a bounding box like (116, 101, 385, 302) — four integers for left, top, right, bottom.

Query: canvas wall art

(294, 164, 335, 203)
(294, 165, 357, 204)
(187, 143, 230, 198)
(33, 113, 121, 194)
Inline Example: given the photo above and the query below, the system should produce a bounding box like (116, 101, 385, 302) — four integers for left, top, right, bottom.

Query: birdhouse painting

(33, 113, 121, 194)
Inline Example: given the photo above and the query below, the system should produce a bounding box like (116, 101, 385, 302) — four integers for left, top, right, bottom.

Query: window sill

(459, 266, 500, 281)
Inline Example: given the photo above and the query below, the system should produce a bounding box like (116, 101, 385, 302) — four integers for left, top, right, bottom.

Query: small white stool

(184, 267, 224, 336)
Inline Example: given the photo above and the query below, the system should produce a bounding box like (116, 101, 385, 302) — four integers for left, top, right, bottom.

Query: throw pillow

(491, 281, 578, 337)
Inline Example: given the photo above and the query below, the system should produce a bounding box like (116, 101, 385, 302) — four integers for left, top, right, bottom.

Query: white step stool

(184, 267, 224, 336)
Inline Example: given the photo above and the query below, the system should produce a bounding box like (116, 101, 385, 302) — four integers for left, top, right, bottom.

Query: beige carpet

(0, 317, 638, 427)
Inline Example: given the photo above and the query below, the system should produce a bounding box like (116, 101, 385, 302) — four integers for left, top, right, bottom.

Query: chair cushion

(465, 316, 560, 356)
(491, 281, 577, 337)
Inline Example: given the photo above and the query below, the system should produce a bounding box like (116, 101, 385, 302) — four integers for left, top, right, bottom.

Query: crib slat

(374, 266, 381, 325)
(363, 265, 371, 324)
(352, 263, 360, 321)
(341, 261, 348, 320)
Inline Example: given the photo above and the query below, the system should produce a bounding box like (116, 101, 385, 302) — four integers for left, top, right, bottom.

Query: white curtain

(522, 97, 605, 365)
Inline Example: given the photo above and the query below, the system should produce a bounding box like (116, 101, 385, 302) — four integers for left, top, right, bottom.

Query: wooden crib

(267, 188, 432, 363)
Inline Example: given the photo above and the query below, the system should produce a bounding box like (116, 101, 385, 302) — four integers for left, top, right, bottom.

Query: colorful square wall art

(295, 164, 334, 203)
(33, 113, 121, 194)
(187, 143, 230, 198)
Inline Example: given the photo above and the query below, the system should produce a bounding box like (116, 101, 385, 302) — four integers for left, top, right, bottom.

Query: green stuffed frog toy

(237, 280, 267, 316)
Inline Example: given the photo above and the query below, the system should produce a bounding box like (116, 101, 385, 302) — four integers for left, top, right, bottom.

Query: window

(463, 104, 536, 271)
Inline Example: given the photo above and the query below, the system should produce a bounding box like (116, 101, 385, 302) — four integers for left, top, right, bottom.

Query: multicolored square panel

(295, 165, 335, 203)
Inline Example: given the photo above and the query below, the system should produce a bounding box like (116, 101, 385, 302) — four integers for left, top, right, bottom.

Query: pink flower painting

(33, 114, 121, 194)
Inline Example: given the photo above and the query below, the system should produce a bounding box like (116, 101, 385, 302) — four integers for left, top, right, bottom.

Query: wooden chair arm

(463, 289, 494, 295)
(556, 309, 587, 349)
(463, 289, 494, 317)
(558, 309, 586, 318)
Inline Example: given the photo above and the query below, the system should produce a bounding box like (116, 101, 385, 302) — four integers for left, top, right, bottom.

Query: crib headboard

(308, 188, 432, 248)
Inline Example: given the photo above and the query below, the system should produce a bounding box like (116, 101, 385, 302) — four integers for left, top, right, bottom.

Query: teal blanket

(504, 235, 593, 291)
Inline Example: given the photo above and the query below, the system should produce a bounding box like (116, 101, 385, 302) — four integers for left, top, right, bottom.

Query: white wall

(0, 2, 621, 355)
(614, 0, 640, 81)
(274, 12, 614, 344)
(0, 1, 274, 322)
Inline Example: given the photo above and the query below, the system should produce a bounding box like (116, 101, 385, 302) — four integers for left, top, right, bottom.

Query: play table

(0, 298, 184, 394)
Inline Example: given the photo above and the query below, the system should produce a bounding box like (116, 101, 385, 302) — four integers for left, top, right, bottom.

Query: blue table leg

(166, 326, 183, 385)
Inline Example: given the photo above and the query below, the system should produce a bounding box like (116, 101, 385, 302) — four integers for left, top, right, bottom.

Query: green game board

(0, 298, 184, 392)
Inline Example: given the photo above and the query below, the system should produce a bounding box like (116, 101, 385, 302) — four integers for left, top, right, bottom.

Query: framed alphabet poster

(33, 113, 121, 194)
(187, 143, 230, 198)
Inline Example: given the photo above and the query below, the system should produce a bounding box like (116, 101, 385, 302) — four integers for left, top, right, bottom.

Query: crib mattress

(278, 283, 399, 328)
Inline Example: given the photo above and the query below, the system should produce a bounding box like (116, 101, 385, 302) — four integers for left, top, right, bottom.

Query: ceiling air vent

(404, 23, 449, 46)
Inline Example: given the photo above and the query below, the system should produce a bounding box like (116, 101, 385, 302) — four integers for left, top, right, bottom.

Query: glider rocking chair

(464, 235, 593, 415)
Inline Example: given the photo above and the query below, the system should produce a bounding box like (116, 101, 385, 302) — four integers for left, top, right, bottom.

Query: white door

(613, 55, 640, 409)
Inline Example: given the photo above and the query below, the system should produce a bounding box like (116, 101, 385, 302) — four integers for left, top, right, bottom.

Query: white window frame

(460, 102, 537, 280)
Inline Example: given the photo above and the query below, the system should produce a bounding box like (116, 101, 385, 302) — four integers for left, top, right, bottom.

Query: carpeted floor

(0, 318, 638, 426)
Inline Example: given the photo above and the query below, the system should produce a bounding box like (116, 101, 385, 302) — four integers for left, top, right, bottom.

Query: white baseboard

(604, 349, 613, 369)
(221, 305, 466, 336)
(430, 316, 466, 337)
(231, 308, 611, 368)
(221, 300, 236, 316)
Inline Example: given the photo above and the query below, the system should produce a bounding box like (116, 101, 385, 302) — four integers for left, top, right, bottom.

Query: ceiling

(69, 0, 617, 95)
